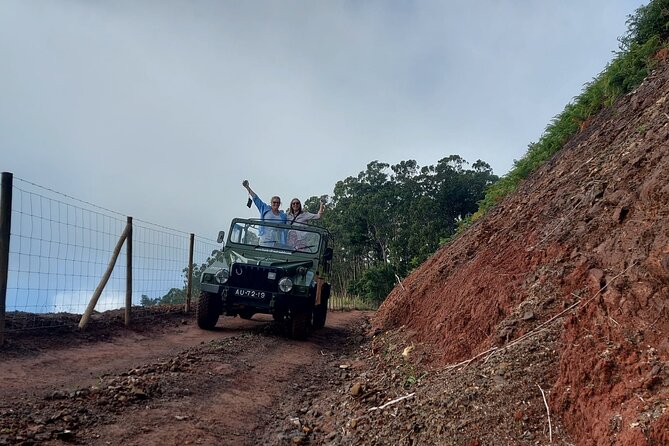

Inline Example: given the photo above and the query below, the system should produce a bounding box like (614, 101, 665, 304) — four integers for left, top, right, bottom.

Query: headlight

(215, 268, 229, 284)
(278, 277, 293, 292)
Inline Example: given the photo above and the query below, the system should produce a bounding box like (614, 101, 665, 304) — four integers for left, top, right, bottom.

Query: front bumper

(200, 282, 313, 315)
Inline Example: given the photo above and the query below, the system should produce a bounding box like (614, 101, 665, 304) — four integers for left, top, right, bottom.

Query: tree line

(310, 155, 497, 304)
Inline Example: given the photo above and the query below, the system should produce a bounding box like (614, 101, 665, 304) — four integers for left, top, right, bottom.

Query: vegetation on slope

(473, 0, 669, 219)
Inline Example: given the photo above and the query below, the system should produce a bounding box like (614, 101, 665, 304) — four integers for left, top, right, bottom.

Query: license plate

(234, 289, 268, 299)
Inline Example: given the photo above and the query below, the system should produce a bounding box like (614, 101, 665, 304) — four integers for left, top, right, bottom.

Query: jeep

(197, 218, 333, 339)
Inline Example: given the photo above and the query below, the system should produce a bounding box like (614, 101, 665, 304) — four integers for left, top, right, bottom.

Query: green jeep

(197, 218, 333, 339)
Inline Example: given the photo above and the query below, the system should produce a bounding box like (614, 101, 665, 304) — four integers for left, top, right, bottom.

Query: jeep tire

(196, 291, 221, 330)
(291, 310, 310, 340)
(312, 284, 330, 329)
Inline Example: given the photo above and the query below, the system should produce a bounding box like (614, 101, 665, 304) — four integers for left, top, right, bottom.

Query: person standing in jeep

(242, 180, 287, 246)
(242, 179, 287, 223)
(285, 198, 325, 225)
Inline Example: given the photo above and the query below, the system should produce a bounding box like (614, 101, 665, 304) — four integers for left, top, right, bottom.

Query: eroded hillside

(373, 57, 669, 444)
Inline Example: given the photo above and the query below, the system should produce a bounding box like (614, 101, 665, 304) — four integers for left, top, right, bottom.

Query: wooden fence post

(125, 216, 133, 326)
(79, 223, 130, 330)
(186, 233, 194, 313)
(0, 172, 13, 345)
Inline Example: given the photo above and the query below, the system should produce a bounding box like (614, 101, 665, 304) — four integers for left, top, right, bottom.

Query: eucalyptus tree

(322, 157, 497, 302)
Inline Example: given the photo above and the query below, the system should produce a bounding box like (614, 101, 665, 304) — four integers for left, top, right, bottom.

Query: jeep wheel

(291, 310, 310, 340)
(312, 304, 328, 329)
(313, 284, 330, 329)
(196, 291, 221, 330)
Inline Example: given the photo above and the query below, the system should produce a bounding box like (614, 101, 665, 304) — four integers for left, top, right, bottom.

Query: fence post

(0, 172, 13, 345)
(186, 233, 194, 313)
(125, 216, 133, 326)
(79, 223, 130, 330)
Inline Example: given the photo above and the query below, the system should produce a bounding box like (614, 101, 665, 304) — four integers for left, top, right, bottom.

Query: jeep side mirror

(217, 231, 226, 244)
(323, 247, 333, 261)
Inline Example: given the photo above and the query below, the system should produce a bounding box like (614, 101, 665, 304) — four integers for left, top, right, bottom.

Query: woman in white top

(286, 198, 325, 225)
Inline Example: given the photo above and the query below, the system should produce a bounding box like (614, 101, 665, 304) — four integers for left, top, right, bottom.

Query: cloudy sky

(0, 0, 647, 239)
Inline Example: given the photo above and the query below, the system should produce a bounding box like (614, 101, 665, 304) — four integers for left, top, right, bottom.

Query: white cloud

(51, 290, 125, 314)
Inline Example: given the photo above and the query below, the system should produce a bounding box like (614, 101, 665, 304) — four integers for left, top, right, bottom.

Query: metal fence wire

(1, 174, 219, 334)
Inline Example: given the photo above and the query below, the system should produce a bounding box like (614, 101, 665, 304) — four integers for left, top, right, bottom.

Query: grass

(328, 294, 379, 311)
(471, 0, 669, 222)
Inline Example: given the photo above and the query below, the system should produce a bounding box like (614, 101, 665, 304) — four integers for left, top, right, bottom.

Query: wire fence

(0, 172, 372, 341)
(0, 173, 220, 335)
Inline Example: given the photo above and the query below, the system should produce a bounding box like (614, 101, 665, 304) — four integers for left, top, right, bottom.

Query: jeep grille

(227, 263, 285, 292)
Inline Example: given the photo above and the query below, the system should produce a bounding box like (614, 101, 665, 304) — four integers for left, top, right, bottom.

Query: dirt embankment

(374, 58, 669, 444)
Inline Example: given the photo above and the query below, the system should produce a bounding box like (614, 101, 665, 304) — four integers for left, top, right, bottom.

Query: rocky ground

(1, 307, 572, 446)
(0, 308, 375, 446)
(264, 324, 570, 446)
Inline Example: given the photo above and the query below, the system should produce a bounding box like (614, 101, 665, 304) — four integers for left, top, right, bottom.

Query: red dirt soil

(374, 58, 669, 444)
(0, 310, 373, 445)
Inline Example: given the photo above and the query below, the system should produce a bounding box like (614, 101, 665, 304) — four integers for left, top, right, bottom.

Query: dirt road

(0, 311, 372, 445)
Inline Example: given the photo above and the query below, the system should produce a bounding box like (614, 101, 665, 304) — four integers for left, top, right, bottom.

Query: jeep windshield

(228, 220, 321, 254)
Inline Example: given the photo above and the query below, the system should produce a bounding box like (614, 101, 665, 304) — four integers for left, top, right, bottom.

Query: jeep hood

(226, 249, 314, 273)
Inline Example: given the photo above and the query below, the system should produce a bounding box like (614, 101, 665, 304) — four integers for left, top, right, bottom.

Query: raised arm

(242, 179, 258, 199)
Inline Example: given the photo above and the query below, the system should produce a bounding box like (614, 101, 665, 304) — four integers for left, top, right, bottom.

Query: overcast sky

(0, 0, 647, 239)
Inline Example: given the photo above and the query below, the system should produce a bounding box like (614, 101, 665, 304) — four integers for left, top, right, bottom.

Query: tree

(323, 156, 498, 301)
(140, 294, 158, 306)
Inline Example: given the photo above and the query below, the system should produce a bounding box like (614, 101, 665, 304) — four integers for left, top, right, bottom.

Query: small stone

(48, 391, 67, 400)
(522, 310, 535, 321)
(54, 430, 75, 441)
(648, 364, 662, 377)
(130, 387, 148, 399)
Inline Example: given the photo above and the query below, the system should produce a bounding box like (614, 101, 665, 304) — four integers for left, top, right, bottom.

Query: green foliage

(474, 0, 669, 219)
(324, 157, 497, 301)
(141, 248, 225, 308)
(346, 263, 396, 303)
(140, 294, 159, 306)
(159, 288, 187, 304)
(140, 288, 186, 306)
(619, 0, 669, 51)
